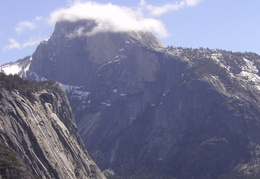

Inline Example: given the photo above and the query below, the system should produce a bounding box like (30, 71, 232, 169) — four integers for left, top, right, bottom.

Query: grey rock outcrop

(0, 74, 105, 179)
(2, 20, 260, 178)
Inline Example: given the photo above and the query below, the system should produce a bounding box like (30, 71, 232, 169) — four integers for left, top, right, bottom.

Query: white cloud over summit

(49, 0, 202, 37)
(49, 1, 169, 37)
(3, 0, 202, 53)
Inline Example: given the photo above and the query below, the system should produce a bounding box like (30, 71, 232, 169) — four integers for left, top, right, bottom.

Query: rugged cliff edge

(0, 73, 105, 179)
(1, 19, 260, 178)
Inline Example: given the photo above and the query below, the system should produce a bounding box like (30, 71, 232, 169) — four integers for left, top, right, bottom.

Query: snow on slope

(1, 63, 22, 75)
(239, 58, 260, 90)
(0, 57, 32, 77)
(61, 83, 90, 99)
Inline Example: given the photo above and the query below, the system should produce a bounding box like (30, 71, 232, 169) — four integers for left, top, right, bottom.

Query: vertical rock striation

(0, 74, 105, 179)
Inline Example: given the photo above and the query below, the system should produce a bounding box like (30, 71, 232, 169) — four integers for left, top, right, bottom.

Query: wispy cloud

(140, 0, 202, 16)
(3, 38, 43, 51)
(35, 16, 43, 21)
(22, 39, 42, 48)
(3, 16, 46, 51)
(3, 39, 20, 50)
(15, 21, 37, 35)
(15, 16, 43, 35)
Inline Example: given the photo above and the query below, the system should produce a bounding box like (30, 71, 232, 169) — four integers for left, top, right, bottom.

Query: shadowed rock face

(2, 20, 260, 178)
(0, 75, 105, 179)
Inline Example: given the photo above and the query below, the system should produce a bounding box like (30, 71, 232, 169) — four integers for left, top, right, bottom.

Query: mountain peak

(52, 20, 164, 51)
(2, 27, 260, 178)
(28, 19, 164, 85)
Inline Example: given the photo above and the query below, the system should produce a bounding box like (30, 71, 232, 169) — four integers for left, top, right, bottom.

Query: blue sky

(1, 0, 260, 65)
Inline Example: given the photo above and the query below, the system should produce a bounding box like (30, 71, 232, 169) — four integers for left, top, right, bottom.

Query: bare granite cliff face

(2, 20, 260, 178)
(0, 74, 105, 179)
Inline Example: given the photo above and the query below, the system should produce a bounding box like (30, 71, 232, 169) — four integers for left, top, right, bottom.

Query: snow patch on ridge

(0, 56, 32, 77)
(211, 53, 230, 72)
(241, 58, 258, 73)
(61, 84, 90, 99)
(1, 64, 22, 75)
(239, 58, 260, 90)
